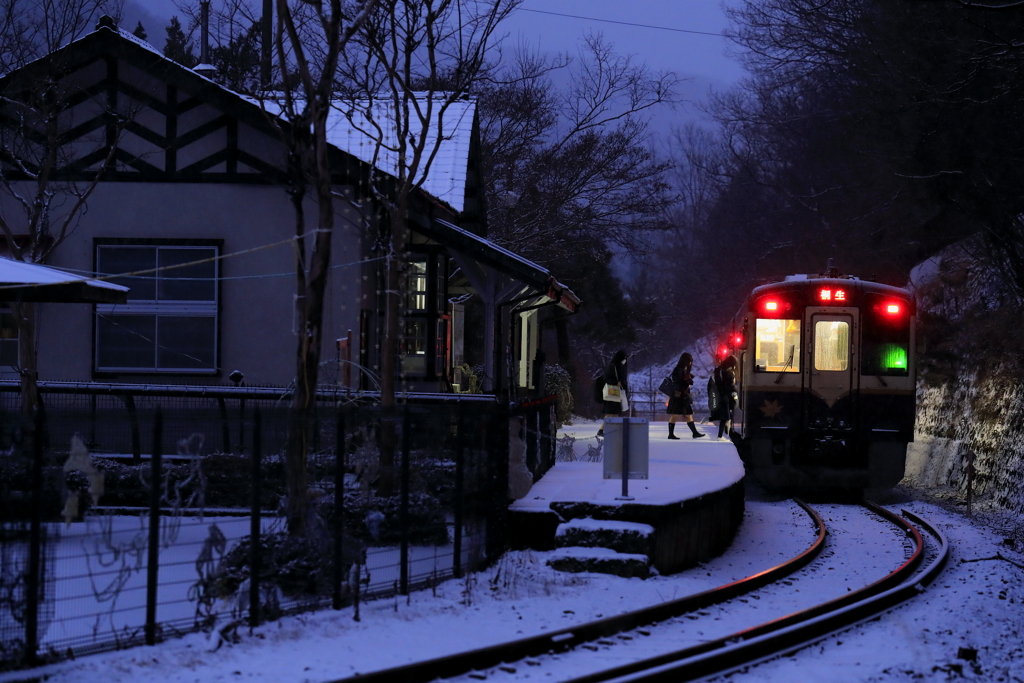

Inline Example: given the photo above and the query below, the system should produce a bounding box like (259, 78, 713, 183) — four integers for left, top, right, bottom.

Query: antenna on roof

(824, 258, 840, 278)
(193, 1, 217, 79)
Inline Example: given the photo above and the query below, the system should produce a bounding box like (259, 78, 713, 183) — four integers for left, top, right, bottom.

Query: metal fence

(0, 388, 553, 669)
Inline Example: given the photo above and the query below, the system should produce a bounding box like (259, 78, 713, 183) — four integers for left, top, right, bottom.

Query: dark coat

(602, 359, 628, 415)
(666, 363, 694, 415)
(711, 365, 737, 422)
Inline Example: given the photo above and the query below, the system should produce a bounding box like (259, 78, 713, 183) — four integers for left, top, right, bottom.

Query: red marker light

(719, 346, 729, 358)
(733, 334, 743, 346)
(765, 301, 778, 311)
(886, 303, 901, 314)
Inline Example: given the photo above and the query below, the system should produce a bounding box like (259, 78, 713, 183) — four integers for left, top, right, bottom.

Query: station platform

(509, 420, 747, 575)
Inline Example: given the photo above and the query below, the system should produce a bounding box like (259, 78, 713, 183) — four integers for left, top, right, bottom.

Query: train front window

(754, 319, 801, 372)
(814, 321, 850, 371)
(862, 315, 910, 376)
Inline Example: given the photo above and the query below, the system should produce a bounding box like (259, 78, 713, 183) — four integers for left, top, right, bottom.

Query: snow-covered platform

(510, 421, 746, 575)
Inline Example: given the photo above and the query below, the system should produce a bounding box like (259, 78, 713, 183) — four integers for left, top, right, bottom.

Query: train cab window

(814, 321, 850, 371)
(754, 319, 801, 372)
(862, 314, 910, 376)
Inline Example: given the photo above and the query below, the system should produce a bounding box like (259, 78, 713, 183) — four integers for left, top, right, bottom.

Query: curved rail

(329, 500, 826, 683)
(572, 504, 950, 683)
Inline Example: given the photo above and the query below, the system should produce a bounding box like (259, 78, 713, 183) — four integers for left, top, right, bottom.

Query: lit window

(94, 243, 218, 373)
(406, 260, 428, 312)
(814, 321, 849, 371)
(754, 319, 801, 372)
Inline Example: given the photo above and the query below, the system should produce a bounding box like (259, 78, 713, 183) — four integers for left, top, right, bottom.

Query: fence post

(249, 407, 262, 628)
(124, 393, 141, 465)
(453, 403, 464, 579)
(145, 408, 163, 646)
(24, 411, 44, 665)
(218, 398, 231, 454)
(333, 408, 346, 610)
(399, 404, 410, 596)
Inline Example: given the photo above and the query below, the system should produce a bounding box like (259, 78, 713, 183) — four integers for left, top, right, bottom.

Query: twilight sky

(120, 0, 746, 127)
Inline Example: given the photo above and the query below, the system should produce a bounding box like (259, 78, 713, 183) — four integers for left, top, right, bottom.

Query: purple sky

(121, 0, 746, 121)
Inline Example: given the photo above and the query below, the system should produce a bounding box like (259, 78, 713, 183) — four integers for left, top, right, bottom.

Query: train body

(724, 268, 916, 490)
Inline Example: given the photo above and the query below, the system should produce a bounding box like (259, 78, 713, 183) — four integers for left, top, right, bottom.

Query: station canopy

(0, 257, 129, 304)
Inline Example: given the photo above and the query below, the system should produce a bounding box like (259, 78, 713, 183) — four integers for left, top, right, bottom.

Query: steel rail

(576, 504, 949, 683)
(331, 500, 827, 683)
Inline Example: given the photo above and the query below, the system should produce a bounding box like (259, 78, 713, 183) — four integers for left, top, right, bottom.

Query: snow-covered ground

(3, 484, 1021, 683)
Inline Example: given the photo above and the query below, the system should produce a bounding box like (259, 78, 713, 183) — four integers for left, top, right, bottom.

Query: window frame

(752, 318, 802, 373)
(93, 238, 222, 376)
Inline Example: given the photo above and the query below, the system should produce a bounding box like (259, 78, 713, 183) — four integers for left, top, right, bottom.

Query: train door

(807, 312, 857, 429)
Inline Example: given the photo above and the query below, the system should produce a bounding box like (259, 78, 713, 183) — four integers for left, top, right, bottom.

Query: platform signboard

(603, 417, 649, 481)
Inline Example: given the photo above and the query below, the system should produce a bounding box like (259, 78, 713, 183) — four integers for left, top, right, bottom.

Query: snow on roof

(251, 96, 477, 213)
(327, 98, 476, 213)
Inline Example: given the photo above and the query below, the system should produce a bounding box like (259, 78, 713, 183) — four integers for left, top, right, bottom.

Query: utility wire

(518, 7, 726, 37)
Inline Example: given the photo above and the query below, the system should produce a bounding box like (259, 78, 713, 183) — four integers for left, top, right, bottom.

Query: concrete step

(546, 547, 651, 579)
(555, 517, 655, 556)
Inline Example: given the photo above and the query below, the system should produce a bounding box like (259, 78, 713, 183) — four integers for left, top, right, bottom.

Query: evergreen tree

(163, 16, 196, 68)
(211, 19, 263, 93)
(132, 20, 146, 41)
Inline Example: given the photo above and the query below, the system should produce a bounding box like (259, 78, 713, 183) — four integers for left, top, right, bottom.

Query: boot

(668, 422, 680, 440)
(688, 421, 706, 438)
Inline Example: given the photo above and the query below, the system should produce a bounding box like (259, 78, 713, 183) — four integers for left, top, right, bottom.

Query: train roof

(750, 275, 912, 300)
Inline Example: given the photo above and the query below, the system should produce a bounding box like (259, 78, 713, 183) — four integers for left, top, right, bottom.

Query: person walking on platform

(597, 349, 629, 437)
(667, 352, 706, 440)
(711, 355, 739, 441)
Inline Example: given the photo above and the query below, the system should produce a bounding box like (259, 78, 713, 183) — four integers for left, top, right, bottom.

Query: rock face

(908, 244, 1024, 514)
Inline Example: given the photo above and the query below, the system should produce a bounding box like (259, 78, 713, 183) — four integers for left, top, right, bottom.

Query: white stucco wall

(10, 181, 368, 387)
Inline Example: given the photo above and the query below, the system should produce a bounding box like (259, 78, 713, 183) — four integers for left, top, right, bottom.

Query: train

(719, 261, 917, 491)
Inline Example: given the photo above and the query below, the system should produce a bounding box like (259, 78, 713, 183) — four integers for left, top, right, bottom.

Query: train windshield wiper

(774, 345, 795, 384)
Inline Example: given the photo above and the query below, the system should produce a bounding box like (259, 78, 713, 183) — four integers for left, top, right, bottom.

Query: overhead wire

(518, 7, 727, 37)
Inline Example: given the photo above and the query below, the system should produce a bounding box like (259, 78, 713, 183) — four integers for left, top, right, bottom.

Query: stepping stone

(555, 517, 655, 556)
(546, 547, 651, 579)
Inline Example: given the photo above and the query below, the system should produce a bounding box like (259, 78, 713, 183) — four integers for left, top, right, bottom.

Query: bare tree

(336, 0, 520, 493)
(265, 0, 378, 536)
(479, 35, 679, 265)
(0, 0, 127, 414)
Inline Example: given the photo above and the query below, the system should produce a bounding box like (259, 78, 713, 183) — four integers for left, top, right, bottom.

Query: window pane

(814, 321, 849, 371)
(158, 248, 216, 301)
(98, 246, 156, 299)
(406, 260, 428, 311)
(157, 316, 216, 369)
(754, 319, 801, 372)
(97, 315, 155, 369)
(1, 339, 17, 366)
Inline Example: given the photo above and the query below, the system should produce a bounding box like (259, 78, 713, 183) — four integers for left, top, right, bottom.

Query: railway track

(333, 501, 948, 683)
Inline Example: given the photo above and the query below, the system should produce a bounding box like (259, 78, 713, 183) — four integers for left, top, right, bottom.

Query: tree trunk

(377, 199, 410, 496)
(15, 301, 39, 416)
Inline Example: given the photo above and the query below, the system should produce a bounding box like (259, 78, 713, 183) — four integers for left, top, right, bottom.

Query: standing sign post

(603, 417, 649, 501)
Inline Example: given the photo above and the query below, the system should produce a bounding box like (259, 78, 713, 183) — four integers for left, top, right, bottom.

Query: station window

(94, 242, 219, 373)
(814, 320, 849, 372)
(754, 319, 801, 372)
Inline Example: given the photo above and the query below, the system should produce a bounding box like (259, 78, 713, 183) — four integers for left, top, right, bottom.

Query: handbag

(620, 393, 629, 412)
(658, 376, 676, 396)
(602, 383, 622, 401)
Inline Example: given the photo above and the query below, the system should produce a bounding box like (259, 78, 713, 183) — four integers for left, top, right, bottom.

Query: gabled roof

(419, 219, 580, 312)
(326, 99, 476, 214)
